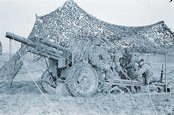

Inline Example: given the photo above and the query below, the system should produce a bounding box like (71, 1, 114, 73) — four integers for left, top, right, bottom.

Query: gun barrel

(5, 32, 70, 60)
(6, 32, 36, 47)
(6, 32, 69, 51)
(41, 40, 69, 51)
(6, 32, 27, 44)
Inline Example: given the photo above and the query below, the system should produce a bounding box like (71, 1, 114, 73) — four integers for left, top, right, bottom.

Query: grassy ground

(0, 53, 174, 115)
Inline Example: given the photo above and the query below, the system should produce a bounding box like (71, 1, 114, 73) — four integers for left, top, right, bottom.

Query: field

(0, 52, 174, 115)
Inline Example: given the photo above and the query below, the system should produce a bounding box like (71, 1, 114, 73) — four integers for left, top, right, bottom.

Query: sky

(0, 0, 174, 53)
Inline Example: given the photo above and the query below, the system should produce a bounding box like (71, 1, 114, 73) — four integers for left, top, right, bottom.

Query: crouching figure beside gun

(133, 59, 153, 85)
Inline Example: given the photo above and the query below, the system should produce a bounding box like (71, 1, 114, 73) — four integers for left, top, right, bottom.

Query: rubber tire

(65, 62, 98, 97)
(41, 69, 57, 94)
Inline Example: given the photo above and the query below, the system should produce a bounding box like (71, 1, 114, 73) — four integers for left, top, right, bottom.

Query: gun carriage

(5, 32, 170, 96)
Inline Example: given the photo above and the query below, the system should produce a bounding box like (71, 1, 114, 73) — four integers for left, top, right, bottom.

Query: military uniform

(119, 48, 137, 80)
(134, 63, 153, 84)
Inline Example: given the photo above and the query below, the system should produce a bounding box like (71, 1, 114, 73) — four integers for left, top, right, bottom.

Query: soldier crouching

(133, 58, 153, 92)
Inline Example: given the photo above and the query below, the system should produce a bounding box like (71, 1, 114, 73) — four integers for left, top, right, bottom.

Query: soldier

(119, 48, 139, 92)
(133, 59, 153, 85)
(119, 48, 137, 79)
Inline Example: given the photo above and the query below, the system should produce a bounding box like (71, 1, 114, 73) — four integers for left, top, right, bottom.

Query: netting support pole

(165, 51, 167, 93)
(164, 35, 167, 93)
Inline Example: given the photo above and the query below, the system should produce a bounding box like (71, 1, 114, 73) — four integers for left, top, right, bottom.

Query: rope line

(147, 77, 158, 115)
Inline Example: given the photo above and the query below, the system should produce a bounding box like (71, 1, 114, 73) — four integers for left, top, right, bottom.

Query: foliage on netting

(28, 0, 174, 54)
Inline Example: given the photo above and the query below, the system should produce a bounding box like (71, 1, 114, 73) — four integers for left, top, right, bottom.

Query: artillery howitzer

(6, 32, 170, 96)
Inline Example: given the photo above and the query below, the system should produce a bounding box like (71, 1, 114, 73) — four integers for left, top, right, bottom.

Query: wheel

(65, 62, 98, 97)
(41, 69, 57, 94)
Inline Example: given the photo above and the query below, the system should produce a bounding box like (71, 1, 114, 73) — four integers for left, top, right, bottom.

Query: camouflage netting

(29, 0, 174, 53)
